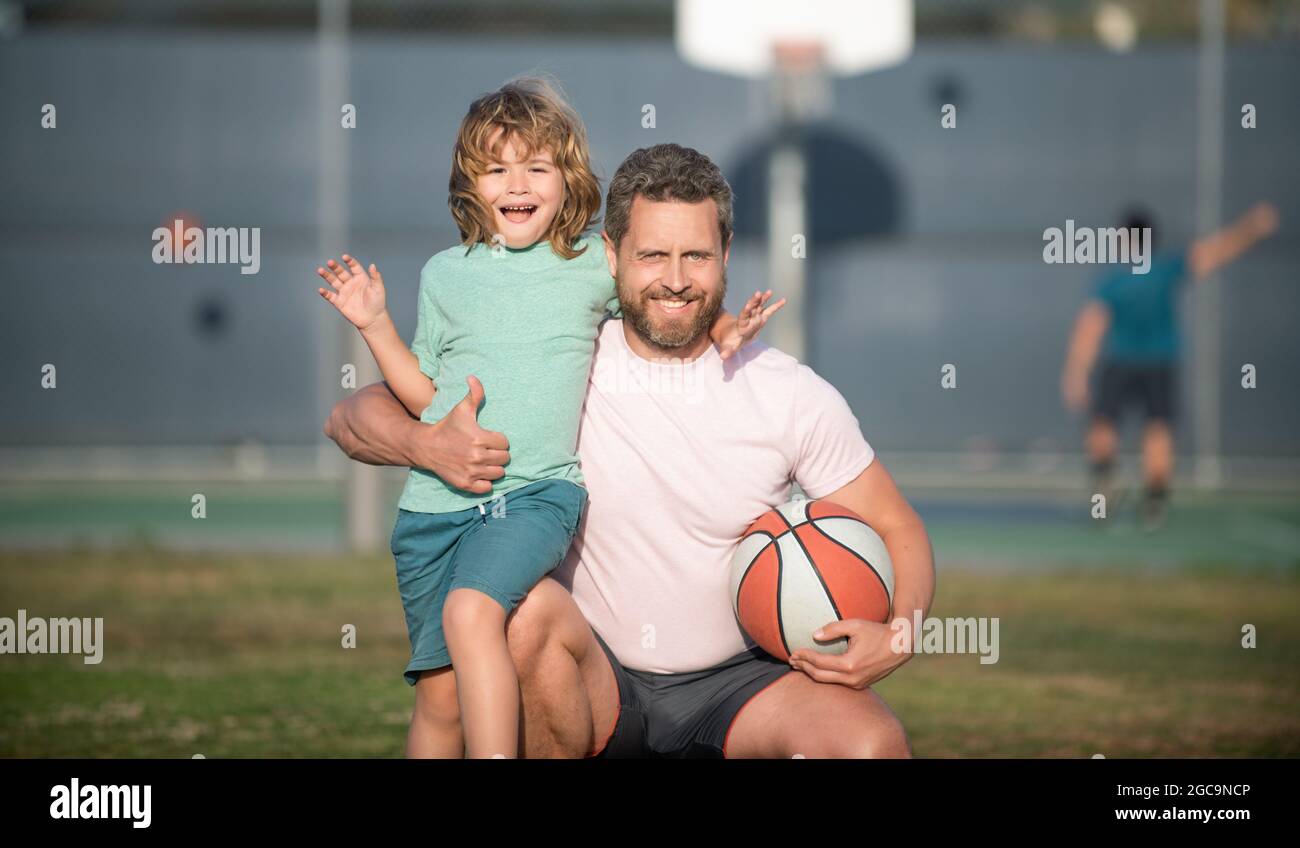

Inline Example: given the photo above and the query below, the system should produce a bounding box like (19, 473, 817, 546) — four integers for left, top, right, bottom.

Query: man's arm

(1188, 201, 1279, 281)
(1060, 300, 1110, 413)
(822, 460, 935, 627)
(324, 381, 422, 467)
(324, 378, 509, 495)
(787, 459, 936, 689)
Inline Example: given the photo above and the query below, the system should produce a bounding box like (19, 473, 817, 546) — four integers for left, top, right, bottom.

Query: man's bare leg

(405, 667, 464, 758)
(505, 578, 620, 758)
(723, 672, 911, 759)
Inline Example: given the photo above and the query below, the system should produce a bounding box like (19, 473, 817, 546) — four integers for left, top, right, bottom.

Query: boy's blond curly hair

(448, 76, 601, 259)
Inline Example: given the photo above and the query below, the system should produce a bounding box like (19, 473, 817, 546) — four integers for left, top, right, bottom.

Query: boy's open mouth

(500, 204, 538, 224)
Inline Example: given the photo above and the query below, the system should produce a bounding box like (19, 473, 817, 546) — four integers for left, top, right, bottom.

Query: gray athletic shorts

(589, 628, 793, 758)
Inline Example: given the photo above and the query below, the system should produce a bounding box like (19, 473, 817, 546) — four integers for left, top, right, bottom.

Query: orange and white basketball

(729, 498, 894, 660)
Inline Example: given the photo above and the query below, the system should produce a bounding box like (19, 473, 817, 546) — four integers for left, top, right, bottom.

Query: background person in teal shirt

(1062, 202, 1278, 529)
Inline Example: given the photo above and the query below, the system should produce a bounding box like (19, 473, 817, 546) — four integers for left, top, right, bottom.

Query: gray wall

(2, 31, 1297, 457)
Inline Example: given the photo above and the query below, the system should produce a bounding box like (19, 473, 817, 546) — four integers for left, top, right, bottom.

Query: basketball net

(771, 40, 832, 124)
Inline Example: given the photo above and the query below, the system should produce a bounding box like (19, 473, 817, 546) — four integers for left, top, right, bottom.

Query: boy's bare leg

(1085, 416, 1118, 466)
(1140, 419, 1174, 530)
(443, 588, 520, 758)
(405, 667, 463, 758)
(1142, 419, 1174, 487)
(1085, 416, 1121, 512)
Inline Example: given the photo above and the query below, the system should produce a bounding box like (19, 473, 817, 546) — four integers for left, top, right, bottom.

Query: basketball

(729, 497, 895, 660)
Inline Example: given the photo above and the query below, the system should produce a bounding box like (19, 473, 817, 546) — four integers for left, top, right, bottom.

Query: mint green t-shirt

(397, 233, 620, 514)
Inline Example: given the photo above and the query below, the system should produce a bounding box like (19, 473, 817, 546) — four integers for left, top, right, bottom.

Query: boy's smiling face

(476, 130, 565, 249)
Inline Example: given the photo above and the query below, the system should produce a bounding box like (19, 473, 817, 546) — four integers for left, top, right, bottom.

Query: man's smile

(653, 297, 696, 314)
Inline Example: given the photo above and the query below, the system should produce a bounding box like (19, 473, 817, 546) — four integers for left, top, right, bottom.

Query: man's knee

(850, 712, 912, 759)
(738, 677, 913, 759)
(506, 578, 579, 670)
(503, 579, 609, 758)
(802, 709, 910, 759)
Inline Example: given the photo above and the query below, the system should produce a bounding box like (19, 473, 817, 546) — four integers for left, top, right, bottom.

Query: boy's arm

(1060, 300, 1110, 413)
(317, 255, 436, 417)
(1188, 201, 1279, 281)
(359, 314, 436, 417)
(710, 289, 787, 360)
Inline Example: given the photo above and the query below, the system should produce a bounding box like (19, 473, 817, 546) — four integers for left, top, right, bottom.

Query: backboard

(675, 0, 914, 79)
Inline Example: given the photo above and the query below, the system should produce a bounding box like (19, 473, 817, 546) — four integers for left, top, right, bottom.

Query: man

(327, 143, 935, 758)
(1061, 202, 1278, 530)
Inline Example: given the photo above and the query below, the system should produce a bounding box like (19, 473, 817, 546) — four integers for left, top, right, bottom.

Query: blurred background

(1, 0, 1297, 757)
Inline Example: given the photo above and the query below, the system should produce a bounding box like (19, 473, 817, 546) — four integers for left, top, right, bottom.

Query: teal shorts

(389, 478, 588, 686)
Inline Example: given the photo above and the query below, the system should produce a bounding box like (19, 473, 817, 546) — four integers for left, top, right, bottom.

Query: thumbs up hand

(417, 376, 510, 494)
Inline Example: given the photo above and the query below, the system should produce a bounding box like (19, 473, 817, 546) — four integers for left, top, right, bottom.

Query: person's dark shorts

(588, 628, 793, 758)
(1092, 360, 1177, 424)
(390, 478, 587, 686)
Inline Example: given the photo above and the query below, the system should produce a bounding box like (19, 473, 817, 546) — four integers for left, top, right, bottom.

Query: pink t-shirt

(553, 319, 875, 673)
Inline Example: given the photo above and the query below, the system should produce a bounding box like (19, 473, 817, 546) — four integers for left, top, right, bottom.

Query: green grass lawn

(1, 549, 1297, 757)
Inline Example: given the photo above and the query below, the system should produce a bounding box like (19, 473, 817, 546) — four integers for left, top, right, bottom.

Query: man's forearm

(324, 382, 422, 468)
(884, 518, 935, 623)
(821, 462, 935, 626)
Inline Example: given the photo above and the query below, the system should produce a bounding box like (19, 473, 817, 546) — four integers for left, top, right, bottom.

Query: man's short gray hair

(603, 143, 734, 249)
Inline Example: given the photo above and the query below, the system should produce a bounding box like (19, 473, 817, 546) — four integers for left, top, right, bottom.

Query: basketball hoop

(675, 0, 915, 363)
